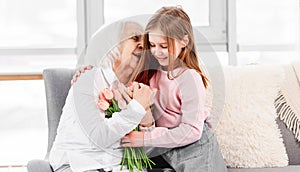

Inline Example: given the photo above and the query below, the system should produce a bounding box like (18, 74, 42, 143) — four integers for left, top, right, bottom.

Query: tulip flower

(103, 88, 114, 100)
(98, 99, 110, 111)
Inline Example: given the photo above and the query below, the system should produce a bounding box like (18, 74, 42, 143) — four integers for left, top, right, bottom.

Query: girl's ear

(180, 35, 189, 48)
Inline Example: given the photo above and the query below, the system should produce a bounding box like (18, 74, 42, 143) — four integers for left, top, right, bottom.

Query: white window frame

(78, 0, 228, 58)
(0, 1, 78, 78)
(0, 0, 78, 56)
(77, 0, 104, 59)
(227, 0, 237, 65)
(228, 0, 300, 66)
(1, 0, 298, 73)
(0, 0, 228, 76)
(81, 0, 299, 66)
(199, 0, 227, 44)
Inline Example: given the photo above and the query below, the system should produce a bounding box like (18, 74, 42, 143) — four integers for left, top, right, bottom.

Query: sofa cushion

(212, 65, 288, 168)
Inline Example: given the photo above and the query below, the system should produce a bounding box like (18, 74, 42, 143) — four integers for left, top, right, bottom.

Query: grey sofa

(27, 68, 300, 172)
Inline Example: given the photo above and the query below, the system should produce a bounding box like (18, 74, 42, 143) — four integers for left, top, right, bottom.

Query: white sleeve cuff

(118, 99, 146, 124)
(139, 123, 155, 132)
(128, 99, 146, 115)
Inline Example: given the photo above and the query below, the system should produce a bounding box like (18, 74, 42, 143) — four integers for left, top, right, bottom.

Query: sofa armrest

(43, 68, 75, 157)
(27, 159, 53, 172)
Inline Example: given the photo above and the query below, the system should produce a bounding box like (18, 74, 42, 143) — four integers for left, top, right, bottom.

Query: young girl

(121, 6, 227, 172)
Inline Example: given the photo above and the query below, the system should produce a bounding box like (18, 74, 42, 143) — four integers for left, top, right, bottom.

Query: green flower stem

(101, 98, 155, 171)
(120, 146, 156, 172)
(136, 149, 142, 171)
(111, 99, 119, 111)
(138, 149, 147, 168)
(120, 149, 126, 170)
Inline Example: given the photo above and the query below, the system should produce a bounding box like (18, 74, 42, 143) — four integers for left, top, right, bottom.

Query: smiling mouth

(156, 56, 167, 60)
(133, 53, 141, 58)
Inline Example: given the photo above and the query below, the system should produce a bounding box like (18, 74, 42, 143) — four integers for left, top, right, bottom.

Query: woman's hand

(121, 131, 144, 147)
(71, 65, 93, 85)
(112, 83, 136, 110)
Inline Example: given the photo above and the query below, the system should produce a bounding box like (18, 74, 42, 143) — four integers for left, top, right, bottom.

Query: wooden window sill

(0, 74, 43, 80)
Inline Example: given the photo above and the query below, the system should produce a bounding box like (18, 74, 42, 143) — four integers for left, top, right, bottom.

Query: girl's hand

(71, 65, 93, 85)
(121, 131, 144, 147)
(140, 109, 155, 127)
(132, 82, 157, 109)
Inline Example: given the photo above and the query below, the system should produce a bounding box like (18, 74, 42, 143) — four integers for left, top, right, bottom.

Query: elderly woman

(49, 21, 154, 172)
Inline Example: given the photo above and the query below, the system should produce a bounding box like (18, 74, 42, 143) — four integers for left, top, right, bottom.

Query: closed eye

(149, 42, 167, 49)
(161, 45, 167, 48)
(130, 35, 141, 42)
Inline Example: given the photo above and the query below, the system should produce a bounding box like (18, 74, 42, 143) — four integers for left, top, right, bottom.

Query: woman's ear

(180, 35, 189, 48)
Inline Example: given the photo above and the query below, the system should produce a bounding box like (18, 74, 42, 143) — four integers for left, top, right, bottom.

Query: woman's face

(117, 23, 143, 70)
(114, 23, 144, 84)
(148, 29, 184, 67)
(118, 35, 143, 69)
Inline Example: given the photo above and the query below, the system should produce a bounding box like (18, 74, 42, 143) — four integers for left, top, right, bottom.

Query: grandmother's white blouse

(49, 67, 146, 172)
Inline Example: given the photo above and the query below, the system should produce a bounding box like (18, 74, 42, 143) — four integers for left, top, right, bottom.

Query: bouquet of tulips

(98, 88, 155, 172)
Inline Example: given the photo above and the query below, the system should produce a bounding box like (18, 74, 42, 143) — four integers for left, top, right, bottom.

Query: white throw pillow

(212, 65, 288, 168)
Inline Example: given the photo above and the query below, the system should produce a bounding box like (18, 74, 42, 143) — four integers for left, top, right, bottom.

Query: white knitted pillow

(213, 65, 288, 168)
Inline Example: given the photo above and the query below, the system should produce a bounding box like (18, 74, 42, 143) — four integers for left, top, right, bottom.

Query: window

(237, 0, 298, 46)
(0, 0, 77, 168)
(82, 0, 226, 46)
(0, 0, 77, 74)
(104, 0, 209, 26)
(236, 0, 299, 65)
(80, 0, 227, 67)
(0, 0, 77, 48)
(0, 80, 47, 167)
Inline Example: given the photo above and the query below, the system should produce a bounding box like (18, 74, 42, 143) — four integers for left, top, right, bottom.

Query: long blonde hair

(131, 6, 209, 88)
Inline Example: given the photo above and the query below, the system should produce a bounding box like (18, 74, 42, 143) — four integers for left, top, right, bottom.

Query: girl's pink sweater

(143, 67, 209, 148)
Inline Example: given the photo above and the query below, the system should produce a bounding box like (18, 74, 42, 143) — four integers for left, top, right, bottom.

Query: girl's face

(148, 29, 185, 67)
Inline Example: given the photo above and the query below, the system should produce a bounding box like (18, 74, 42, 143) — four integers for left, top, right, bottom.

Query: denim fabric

(152, 123, 227, 172)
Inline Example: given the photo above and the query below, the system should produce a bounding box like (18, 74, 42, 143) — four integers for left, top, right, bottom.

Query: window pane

(0, 80, 47, 165)
(216, 52, 229, 66)
(0, 55, 77, 74)
(0, 0, 77, 48)
(200, 52, 229, 66)
(237, 51, 299, 65)
(237, 0, 299, 45)
(104, 0, 209, 26)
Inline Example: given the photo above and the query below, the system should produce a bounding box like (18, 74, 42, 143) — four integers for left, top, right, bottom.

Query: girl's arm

(144, 70, 207, 148)
(139, 109, 155, 128)
(122, 70, 207, 148)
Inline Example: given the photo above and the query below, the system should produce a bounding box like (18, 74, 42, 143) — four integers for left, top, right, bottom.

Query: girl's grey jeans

(149, 123, 228, 172)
